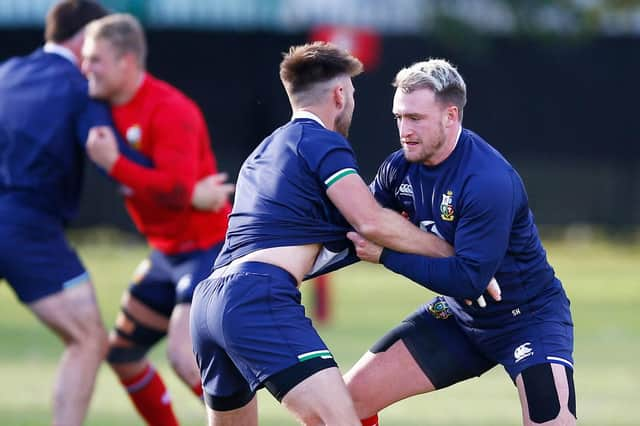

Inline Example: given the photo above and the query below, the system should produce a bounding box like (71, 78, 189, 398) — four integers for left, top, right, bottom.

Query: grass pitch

(0, 234, 638, 425)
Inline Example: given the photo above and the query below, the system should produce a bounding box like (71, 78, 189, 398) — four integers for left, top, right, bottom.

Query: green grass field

(0, 234, 638, 425)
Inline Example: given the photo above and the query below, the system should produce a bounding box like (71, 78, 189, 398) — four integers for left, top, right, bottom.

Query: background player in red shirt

(82, 13, 233, 426)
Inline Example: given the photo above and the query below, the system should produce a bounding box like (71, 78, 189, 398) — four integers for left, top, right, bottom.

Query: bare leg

(282, 366, 360, 426)
(207, 395, 258, 426)
(344, 340, 435, 419)
(516, 363, 576, 425)
(29, 282, 108, 426)
(167, 303, 201, 389)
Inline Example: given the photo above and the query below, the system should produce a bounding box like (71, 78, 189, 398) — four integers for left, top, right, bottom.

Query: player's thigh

(347, 297, 495, 411)
(0, 220, 89, 305)
(167, 302, 191, 354)
(516, 363, 576, 425)
(345, 339, 434, 418)
(281, 366, 357, 423)
(0, 223, 103, 342)
(206, 394, 258, 426)
(30, 281, 104, 344)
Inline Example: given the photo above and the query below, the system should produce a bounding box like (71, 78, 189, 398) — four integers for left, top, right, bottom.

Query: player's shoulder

(146, 74, 202, 118)
(379, 149, 408, 174)
(383, 149, 407, 165)
(462, 128, 514, 173)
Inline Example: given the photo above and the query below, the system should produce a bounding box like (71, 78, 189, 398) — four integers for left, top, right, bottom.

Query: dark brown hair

(45, 0, 108, 43)
(280, 41, 363, 94)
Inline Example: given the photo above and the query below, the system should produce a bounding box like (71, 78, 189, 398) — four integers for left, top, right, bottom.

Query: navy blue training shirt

(215, 114, 358, 269)
(374, 128, 564, 328)
(0, 47, 150, 224)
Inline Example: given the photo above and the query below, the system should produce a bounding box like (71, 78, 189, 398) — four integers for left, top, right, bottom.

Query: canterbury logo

(398, 183, 413, 196)
(514, 342, 534, 363)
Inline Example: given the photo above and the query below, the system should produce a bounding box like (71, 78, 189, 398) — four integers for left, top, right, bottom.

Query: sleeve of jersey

(109, 103, 199, 210)
(298, 133, 359, 187)
(380, 171, 514, 299)
(75, 98, 152, 167)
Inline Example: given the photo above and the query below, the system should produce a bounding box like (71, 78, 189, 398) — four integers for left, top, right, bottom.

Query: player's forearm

(359, 208, 454, 257)
(380, 249, 488, 300)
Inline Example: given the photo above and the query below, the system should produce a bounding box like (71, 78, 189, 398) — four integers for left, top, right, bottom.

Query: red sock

(120, 364, 179, 426)
(361, 414, 380, 426)
(190, 381, 204, 399)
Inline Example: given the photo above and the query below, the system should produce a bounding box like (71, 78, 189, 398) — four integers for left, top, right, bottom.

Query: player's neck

(296, 107, 333, 131)
(112, 70, 145, 106)
(424, 125, 461, 167)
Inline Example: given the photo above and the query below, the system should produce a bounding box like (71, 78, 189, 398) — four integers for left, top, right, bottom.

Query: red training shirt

(110, 73, 230, 254)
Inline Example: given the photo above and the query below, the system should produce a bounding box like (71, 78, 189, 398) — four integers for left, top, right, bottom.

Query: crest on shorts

(440, 190, 455, 221)
(132, 258, 151, 284)
(427, 297, 452, 320)
(126, 124, 142, 150)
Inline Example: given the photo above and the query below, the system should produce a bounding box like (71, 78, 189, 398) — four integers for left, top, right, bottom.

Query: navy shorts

(375, 290, 574, 388)
(191, 261, 335, 405)
(128, 242, 222, 317)
(0, 212, 88, 304)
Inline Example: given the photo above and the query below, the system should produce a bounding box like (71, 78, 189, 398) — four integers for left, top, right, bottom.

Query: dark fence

(2, 29, 639, 229)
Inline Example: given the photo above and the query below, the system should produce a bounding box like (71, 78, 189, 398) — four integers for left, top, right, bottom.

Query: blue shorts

(128, 242, 223, 317)
(0, 210, 88, 304)
(375, 288, 574, 388)
(191, 261, 335, 404)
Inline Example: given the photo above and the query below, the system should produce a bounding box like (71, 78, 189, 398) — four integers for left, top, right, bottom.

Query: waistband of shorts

(211, 261, 297, 284)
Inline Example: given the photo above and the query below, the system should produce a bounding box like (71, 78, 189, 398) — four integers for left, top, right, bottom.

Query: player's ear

(444, 105, 459, 127)
(333, 84, 345, 111)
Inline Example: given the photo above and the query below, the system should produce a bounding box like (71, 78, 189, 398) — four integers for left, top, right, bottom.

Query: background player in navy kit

(344, 59, 576, 425)
(0, 1, 112, 425)
(190, 43, 462, 426)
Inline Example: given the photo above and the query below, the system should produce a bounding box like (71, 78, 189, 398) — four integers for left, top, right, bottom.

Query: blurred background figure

(0, 1, 110, 425)
(82, 12, 234, 426)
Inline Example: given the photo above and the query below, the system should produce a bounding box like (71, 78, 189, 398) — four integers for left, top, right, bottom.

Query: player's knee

(107, 343, 149, 365)
(107, 312, 165, 364)
(66, 318, 108, 353)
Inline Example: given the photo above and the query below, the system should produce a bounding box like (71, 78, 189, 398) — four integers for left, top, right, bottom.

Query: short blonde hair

(85, 13, 147, 68)
(393, 58, 467, 119)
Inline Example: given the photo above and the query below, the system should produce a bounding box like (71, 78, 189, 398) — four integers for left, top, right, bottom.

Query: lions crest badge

(427, 296, 452, 320)
(440, 190, 455, 221)
(126, 124, 142, 150)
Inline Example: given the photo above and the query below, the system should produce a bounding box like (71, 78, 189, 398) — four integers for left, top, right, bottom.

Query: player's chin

(88, 85, 108, 100)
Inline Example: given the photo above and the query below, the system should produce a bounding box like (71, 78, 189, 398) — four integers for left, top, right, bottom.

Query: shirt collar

(291, 110, 327, 129)
(43, 42, 77, 65)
